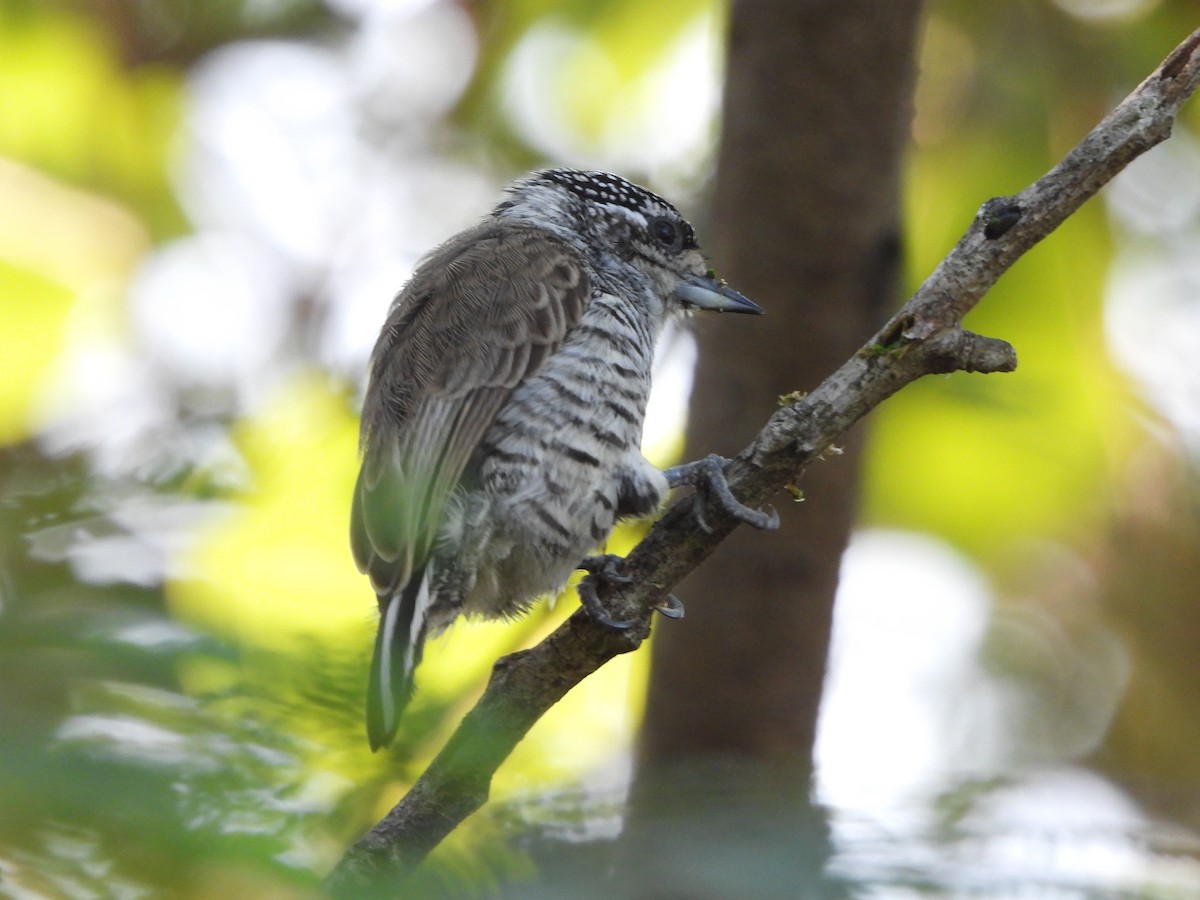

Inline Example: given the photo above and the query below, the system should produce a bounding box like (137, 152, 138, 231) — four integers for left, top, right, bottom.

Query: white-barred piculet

(351, 169, 769, 750)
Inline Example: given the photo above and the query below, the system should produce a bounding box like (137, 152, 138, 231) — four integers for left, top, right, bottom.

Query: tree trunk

(626, 1, 922, 889)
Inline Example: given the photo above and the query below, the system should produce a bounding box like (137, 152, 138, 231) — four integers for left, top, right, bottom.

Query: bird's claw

(654, 594, 685, 619)
(664, 454, 780, 533)
(578, 554, 634, 586)
(577, 555, 684, 628)
(577, 554, 637, 629)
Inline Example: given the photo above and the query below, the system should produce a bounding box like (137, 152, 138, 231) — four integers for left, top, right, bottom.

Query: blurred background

(2, 0, 1200, 896)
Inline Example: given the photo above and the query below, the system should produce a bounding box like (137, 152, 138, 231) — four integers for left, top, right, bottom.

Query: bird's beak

(675, 273, 763, 314)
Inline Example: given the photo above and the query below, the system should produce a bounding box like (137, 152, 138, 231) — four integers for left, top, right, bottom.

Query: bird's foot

(664, 454, 780, 534)
(577, 554, 683, 629)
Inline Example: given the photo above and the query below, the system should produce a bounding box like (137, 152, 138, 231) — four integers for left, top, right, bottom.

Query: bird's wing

(351, 222, 592, 599)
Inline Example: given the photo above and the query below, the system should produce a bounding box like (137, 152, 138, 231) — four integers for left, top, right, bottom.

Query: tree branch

(326, 26, 1200, 894)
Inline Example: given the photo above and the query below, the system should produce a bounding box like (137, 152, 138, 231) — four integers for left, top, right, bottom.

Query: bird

(351, 168, 770, 751)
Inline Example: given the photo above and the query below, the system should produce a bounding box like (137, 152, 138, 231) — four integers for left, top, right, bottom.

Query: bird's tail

(366, 566, 431, 751)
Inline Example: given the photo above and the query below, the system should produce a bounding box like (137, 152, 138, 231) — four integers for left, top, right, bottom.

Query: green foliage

(0, 4, 186, 236)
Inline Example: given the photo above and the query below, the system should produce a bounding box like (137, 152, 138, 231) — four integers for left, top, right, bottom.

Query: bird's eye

(650, 217, 680, 249)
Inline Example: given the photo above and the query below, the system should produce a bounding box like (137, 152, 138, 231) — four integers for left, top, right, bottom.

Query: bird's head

(496, 168, 762, 318)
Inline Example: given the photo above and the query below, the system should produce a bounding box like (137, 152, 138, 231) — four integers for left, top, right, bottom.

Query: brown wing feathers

(351, 223, 592, 601)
